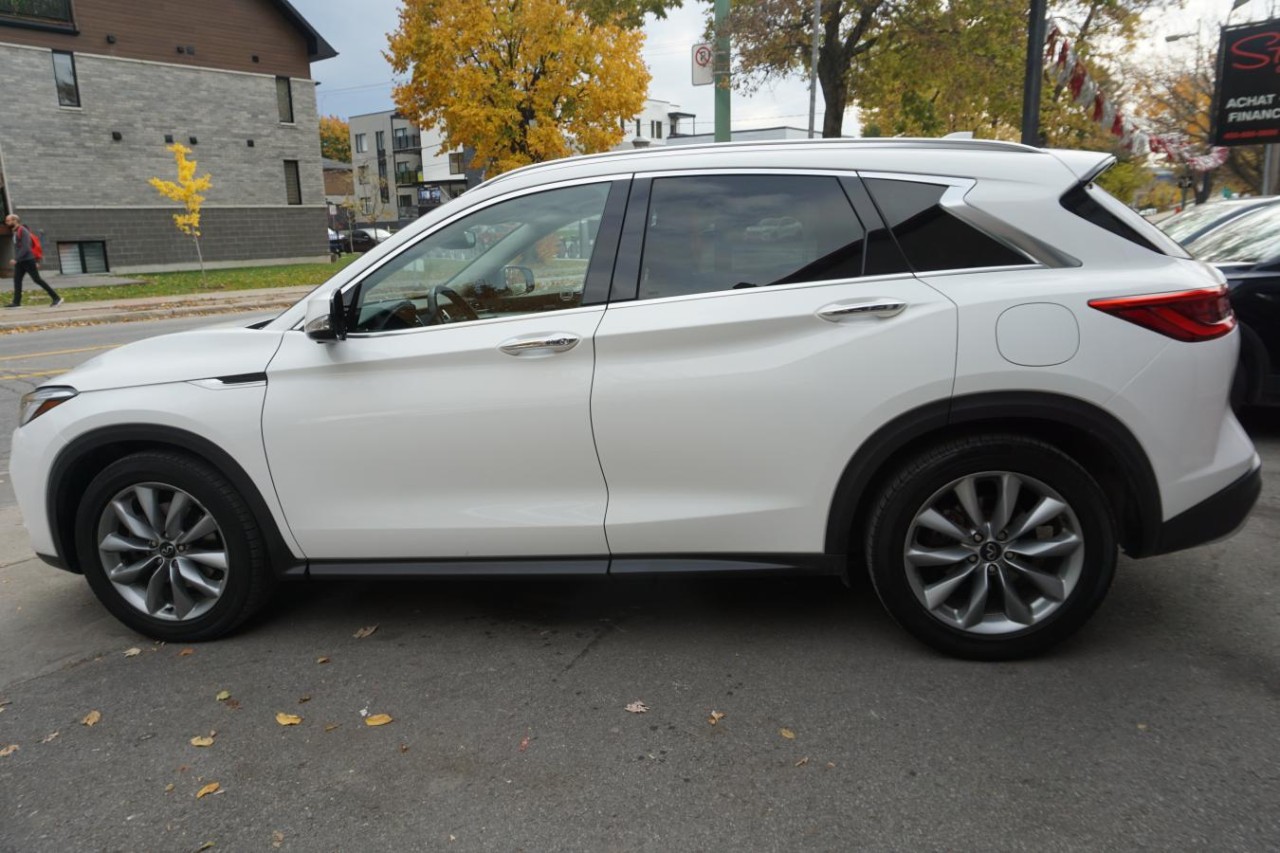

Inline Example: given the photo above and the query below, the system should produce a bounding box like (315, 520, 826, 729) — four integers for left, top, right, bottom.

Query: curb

(0, 290, 310, 334)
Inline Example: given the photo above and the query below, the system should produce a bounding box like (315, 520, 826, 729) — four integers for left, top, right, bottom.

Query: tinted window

(284, 160, 301, 205)
(638, 175, 867, 299)
(1062, 182, 1191, 259)
(276, 77, 294, 123)
(864, 179, 1027, 272)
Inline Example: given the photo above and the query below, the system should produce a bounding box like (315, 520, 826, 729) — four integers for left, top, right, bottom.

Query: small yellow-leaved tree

(149, 143, 213, 276)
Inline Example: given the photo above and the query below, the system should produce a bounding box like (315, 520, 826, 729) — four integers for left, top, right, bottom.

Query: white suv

(11, 140, 1261, 658)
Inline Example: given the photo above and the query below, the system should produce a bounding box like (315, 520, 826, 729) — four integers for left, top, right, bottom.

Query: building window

(376, 130, 385, 151)
(2, 0, 75, 28)
(651, 120, 663, 139)
(275, 76, 294, 123)
(284, 160, 301, 205)
(51, 51, 79, 107)
(355, 133, 367, 154)
(448, 152, 464, 175)
(361, 197, 372, 215)
(635, 119, 641, 136)
(57, 241, 109, 274)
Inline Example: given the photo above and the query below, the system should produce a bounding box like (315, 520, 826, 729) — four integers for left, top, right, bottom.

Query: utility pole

(714, 0, 731, 142)
(808, 0, 820, 138)
(1021, 0, 1048, 146)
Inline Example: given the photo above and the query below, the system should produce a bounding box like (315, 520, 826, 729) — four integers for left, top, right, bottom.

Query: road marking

(0, 344, 117, 362)
(0, 368, 69, 381)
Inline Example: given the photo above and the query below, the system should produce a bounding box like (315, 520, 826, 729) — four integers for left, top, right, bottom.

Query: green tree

(387, 0, 652, 177)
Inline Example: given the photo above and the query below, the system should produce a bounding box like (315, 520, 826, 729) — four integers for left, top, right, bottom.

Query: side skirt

(293, 554, 843, 580)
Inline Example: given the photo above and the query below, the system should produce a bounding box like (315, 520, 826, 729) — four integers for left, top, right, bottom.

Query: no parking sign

(692, 42, 713, 86)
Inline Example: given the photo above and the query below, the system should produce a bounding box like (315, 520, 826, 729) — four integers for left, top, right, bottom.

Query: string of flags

(1045, 22, 1230, 173)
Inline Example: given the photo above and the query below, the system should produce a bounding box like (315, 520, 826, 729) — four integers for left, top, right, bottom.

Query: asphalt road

(1, 317, 1277, 851)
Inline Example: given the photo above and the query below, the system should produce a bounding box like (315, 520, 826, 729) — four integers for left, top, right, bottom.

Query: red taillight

(1088, 286, 1235, 342)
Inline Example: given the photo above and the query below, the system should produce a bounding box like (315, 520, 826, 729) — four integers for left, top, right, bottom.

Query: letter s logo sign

(1230, 32, 1280, 71)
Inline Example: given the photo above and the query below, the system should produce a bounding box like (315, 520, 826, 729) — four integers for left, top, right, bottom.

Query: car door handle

(498, 333, 581, 356)
(817, 299, 908, 322)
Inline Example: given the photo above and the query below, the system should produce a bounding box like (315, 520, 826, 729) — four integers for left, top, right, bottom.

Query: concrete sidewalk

(0, 285, 313, 333)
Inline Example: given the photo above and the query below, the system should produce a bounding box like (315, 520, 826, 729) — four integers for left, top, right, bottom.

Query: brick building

(0, 0, 335, 274)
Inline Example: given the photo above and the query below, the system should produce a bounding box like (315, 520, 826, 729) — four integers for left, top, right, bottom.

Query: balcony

(392, 134, 421, 152)
(395, 169, 423, 187)
(0, 0, 74, 27)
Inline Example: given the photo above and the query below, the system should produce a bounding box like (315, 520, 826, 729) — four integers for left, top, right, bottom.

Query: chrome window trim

(608, 271, 919, 311)
(290, 173, 629, 334)
(342, 303, 606, 339)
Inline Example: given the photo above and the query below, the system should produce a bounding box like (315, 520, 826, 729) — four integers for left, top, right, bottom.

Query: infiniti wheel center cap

(980, 541, 1003, 562)
(159, 543, 176, 558)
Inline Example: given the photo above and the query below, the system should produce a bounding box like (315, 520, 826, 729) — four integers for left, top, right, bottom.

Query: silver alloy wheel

(902, 471, 1085, 635)
(95, 482, 229, 622)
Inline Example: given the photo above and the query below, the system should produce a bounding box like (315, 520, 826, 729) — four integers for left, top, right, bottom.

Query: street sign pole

(1021, 0, 1048, 146)
(714, 0, 731, 142)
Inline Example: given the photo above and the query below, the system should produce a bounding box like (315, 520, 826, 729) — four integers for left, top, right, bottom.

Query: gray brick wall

(0, 42, 328, 269)
(13, 206, 328, 272)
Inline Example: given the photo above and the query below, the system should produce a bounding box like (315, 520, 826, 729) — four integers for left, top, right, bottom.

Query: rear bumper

(1145, 464, 1262, 557)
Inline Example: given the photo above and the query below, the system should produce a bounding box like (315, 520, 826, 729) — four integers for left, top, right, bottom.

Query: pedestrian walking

(4, 214, 62, 308)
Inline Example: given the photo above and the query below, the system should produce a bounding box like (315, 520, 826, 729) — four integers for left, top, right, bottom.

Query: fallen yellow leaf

(165, 783, 175, 793)
(352, 625, 378, 639)
(779, 728, 796, 740)
(324, 724, 339, 732)
(364, 713, 393, 727)
(316, 656, 330, 664)
(0, 744, 18, 757)
(198, 841, 215, 850)
(708, 710, 725, 725)
(190, 735, 215, 748)
(276, 712, 303, 726)
(178, 648, 195, 657)
(195, 781, 220, 799)
(82, 710, 102, 727)
(40, 731, 60, 744)
(215, 690, 231, 702)
(123, 647, 142, 657)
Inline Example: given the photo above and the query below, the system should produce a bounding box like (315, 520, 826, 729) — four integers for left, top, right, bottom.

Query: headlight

(19, 386, 78, 427)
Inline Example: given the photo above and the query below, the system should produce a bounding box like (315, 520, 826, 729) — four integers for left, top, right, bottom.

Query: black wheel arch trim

(46, 424, 304, 577)
(824, 391, 1164, 559)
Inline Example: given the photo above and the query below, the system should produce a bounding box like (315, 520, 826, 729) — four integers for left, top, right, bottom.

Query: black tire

(864, 435, 1117, 660)
(75, 450, 275, 642)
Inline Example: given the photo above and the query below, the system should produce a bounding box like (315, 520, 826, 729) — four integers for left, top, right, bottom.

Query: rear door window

(636, 174, 871, 300)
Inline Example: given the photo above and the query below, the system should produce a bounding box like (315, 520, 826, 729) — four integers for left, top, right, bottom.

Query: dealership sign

(1213, 18, 1280, 146)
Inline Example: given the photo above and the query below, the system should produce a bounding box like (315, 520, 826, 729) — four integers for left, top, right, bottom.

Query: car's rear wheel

(865, 435, 1117, 660)
(75, 451, 274, 641)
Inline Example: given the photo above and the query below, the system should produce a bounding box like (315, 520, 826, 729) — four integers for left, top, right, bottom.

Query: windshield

(1187, 203, 1280, 263)
(1161, 202, 1257, 243)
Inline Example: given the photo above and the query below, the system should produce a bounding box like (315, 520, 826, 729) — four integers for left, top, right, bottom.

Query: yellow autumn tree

(386, 0, 651, 178)
(149, 143, 213, 276)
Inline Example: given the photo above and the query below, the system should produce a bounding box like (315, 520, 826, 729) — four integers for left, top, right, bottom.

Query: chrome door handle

(499, 333, 581, 356)
(817, 299, 908, 322)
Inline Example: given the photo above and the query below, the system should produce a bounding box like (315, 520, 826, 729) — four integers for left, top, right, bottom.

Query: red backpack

(18, 226, 43, 262)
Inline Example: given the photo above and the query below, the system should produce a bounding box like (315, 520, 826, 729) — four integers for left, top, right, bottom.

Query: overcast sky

(290, 0, 1273, 134)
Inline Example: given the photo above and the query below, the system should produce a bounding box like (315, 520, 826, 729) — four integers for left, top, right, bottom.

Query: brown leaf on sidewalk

(518, 734, 530, 752)
(352, 625, 378, 639)
(364, 713, 393, 727)
(41, 731, 60, 744)
(794, 756, 809, 767)
(195, 781, 220, 799)
(178, 648, 195, 657)
(272, 831, 285, 848)
(123, 647, 142, 657)
(0, 744, 18, 757)
(624, 701, 649, 714)
(779, 728, 795, 740)
(708, 710, 725, 725)
(190, 735, 215, 748)
(225, 699, 241, 711)
(275, 712, 303, 726)
(298, 695, 311, 704)
(316, 656, 330, 664)
(324, 724, 339, 732)
(82, 710, 102, 727)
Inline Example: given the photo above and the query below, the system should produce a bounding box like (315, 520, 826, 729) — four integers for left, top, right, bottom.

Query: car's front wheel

(75, 451, 274, 641)
(864, 435, 1117, 660)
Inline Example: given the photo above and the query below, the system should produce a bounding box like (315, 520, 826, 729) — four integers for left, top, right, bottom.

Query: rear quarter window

(1061, 182, 1192, 259)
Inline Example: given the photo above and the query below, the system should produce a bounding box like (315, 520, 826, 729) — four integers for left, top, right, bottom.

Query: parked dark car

(328, 228, 343, 255)
(337, 228, 394, 254)
(1184, 203, 1280, 407)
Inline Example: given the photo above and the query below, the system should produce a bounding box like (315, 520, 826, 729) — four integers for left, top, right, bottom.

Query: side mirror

(304, 290, 348, 341)
(503, 265, 536, 293)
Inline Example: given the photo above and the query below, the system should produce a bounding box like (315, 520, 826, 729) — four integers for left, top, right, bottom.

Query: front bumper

(1146, 464, 1262, 557)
